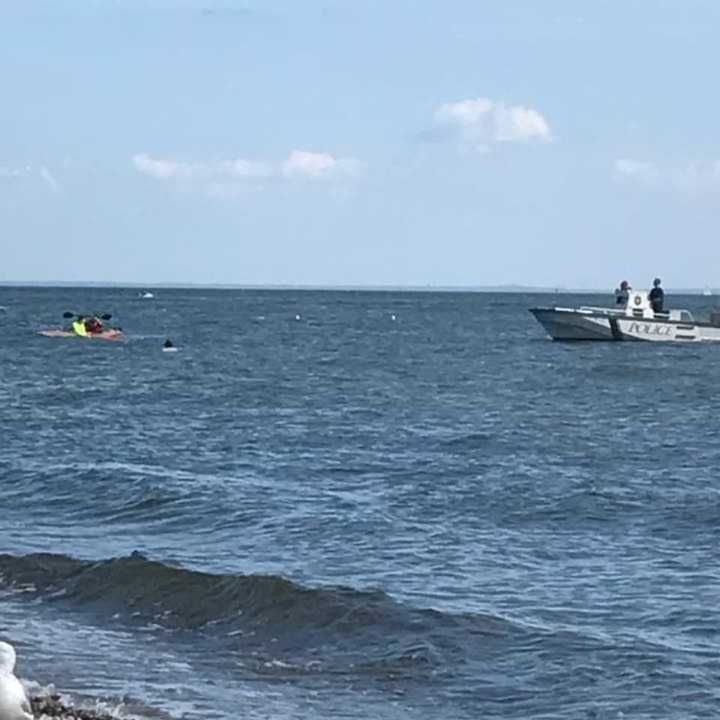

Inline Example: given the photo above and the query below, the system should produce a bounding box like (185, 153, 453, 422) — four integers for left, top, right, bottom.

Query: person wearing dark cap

(649, 278, 664, 313)
(615, 280, 631, 305)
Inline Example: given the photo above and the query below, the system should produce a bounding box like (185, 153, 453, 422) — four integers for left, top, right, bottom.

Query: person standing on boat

(649, 278, 664, 313)
(615, 280, 631, 305)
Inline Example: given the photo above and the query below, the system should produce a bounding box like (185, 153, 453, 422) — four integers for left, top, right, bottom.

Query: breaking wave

(0, 551, 538, 681)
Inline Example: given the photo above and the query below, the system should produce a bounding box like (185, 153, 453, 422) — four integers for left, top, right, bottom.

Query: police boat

(530, 290, 720, 342)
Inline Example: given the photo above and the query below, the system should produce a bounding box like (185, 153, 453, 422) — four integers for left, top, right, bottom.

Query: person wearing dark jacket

(649, 277, 664, 313)
(615, 280, 631, 305)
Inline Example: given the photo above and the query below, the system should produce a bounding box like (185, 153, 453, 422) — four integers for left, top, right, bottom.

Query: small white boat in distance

(703, 287, 713, 296)
(530, 290, 720, 342)
(139, 291, 154, 299)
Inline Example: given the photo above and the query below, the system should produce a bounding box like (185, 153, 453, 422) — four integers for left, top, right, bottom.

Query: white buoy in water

(391, 314, 396, 321)
(295, 314, 301, 321)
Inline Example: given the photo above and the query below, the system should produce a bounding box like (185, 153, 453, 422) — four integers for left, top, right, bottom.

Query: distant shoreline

(0, 281, 715, 295)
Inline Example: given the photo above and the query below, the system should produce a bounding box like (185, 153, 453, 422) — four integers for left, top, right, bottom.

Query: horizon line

(0, 281, 717, 294)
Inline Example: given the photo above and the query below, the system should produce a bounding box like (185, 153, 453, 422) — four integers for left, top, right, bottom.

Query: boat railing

(578, 305, 625, 315)
(575, 305, 696, 323)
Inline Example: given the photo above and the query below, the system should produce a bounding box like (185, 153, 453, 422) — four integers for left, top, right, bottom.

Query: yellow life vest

(72, 320, 88, 337)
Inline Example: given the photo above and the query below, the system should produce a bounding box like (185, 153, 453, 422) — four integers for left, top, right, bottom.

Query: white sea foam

(0, 641, 33, 720)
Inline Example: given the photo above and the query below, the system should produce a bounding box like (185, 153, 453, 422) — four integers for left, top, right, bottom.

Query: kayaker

(84, 316, 104, 334)
(71, 317, 88, 336)
(163, 339, 174, 349)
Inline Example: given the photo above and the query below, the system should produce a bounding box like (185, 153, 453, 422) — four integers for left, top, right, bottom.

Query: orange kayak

(39, 329, 126, 342)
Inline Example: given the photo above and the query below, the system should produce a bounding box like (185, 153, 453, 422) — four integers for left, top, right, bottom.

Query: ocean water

(2, 287, 720, 720)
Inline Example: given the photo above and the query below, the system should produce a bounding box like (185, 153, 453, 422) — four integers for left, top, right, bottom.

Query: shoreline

(31, 694, 126, 720)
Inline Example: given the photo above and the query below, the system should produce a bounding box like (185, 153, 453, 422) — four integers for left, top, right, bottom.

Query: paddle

(63, 312, 112, 320)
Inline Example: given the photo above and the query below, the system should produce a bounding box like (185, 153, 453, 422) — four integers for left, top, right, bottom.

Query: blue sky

(2, 0, 720, 287)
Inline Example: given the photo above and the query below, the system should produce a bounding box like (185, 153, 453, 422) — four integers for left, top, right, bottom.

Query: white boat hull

(530, 308, 614, 340)
(530, 307, 720, 343)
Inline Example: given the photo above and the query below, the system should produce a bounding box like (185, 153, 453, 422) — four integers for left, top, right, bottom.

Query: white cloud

(434, 97, 552, 150)
(133, 150, 363, 194)
(131, 154, 272, 182)
(614, 158, 720, 194)
(132, 154, 202, 181)
(281, 150, 363, 179)
(220, 158, 273, 179)
(39, 165, 61, 194)
(0, 164, 61, 194)
(282, 150, 337, 178)
(614, 158, 659, 184)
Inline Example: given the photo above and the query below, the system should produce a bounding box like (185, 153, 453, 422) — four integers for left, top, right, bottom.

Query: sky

(2, 0, 720, 288)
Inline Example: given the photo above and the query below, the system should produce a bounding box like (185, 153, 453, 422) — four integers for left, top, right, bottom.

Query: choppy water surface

(1, 287, 720, 719)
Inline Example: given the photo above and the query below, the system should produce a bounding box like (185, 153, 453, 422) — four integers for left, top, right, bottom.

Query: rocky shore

(31, 694, 120, 720)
